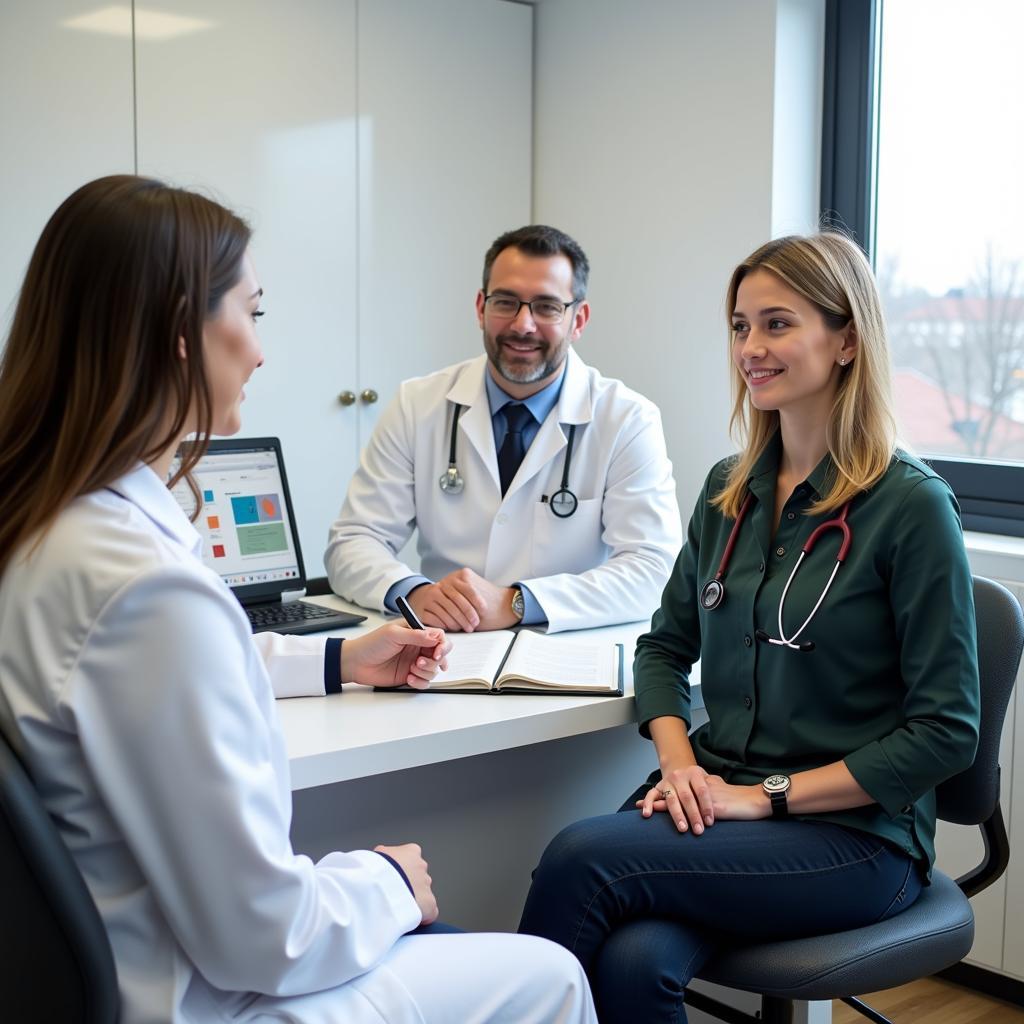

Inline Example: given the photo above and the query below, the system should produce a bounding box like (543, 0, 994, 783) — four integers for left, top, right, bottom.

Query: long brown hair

(0, 175, 251, 574)
(712, 232, 897, 518)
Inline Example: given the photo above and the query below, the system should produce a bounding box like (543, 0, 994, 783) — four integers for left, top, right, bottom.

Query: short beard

(485, 330, 566, 386)
(492, 353, 558, 385)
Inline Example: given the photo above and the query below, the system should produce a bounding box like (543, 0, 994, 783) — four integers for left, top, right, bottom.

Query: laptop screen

(171, 438, 307, 603)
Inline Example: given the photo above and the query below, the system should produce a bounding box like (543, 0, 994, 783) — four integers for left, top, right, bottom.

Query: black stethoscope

(699, 492, 853, 652)
(438, 403, 580, 517)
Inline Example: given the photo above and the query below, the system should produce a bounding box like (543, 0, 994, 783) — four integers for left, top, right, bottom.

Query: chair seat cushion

(696, 870, 974, 1000)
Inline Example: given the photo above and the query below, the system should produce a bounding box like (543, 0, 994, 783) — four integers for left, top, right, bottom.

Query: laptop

(171, 437, 366, 635)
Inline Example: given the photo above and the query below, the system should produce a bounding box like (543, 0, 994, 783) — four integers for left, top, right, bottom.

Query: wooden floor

(832, 978, 1024, 1023)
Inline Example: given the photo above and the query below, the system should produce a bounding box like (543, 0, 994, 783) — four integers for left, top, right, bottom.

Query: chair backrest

(936, 575, 1024, 826)
(0, 728, 120, 1023)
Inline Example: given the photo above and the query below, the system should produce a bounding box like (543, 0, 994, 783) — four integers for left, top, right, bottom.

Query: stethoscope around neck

(438, 403, 580, 517)
(699, 492, 853, 652)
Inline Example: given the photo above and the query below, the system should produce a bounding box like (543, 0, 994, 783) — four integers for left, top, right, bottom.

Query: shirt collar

(748, 429, 834, 500)
(484, 361, 567, 425)
(106, 463, 203, 557)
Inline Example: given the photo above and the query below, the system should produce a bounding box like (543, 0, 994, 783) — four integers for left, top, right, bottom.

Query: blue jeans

(518, 809, 922, 1023)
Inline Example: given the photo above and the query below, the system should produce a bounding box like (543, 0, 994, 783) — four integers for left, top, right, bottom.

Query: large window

(824, 0, 1024, 534)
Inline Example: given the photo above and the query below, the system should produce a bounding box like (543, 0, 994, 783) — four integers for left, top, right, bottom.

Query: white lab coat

(0, 465, 595, 1024)
(326, 350, 682, 632)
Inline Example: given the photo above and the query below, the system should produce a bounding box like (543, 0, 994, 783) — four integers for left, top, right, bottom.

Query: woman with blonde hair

(519, 232, 980, 1022)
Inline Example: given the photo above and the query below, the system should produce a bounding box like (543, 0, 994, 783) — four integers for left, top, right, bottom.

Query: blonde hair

(712, 232, 897, 519)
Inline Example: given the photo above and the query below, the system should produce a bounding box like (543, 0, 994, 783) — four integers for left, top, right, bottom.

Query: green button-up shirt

(635, 434, 980, 874)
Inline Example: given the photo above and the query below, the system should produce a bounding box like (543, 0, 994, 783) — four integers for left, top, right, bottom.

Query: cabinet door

(0, 2, 133, 337)
(135, 0, 359, 572)
(355, 0, 533, 449)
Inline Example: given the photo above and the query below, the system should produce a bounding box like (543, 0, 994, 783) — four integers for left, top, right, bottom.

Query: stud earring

(840, 358, 847, 366)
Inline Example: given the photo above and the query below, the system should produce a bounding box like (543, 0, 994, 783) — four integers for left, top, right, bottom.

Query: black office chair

(686, 575, 1023, 1024)
(0, 723, 120, 1023)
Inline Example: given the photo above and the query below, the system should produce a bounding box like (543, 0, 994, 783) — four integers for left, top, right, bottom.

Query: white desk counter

(279, 601, 696, 790)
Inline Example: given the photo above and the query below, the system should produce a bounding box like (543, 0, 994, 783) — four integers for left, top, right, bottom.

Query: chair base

(684, 990, 893, 1024)
(839, 995, 892, 1024)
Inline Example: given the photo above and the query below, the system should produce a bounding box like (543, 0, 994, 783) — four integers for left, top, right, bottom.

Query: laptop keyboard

(246, 602, 340, 629)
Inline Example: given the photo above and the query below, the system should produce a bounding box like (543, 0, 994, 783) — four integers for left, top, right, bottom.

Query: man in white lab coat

(326, 226, 682, 634)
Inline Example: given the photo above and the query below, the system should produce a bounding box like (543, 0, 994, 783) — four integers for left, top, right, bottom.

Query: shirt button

(496, 513, 508, 525)
(744, 634, 752, 647)
(758, 562, 765, 573)
(787, 512, 796, 520)
(743, 696, 752, 709)
(776, 546, 785, 557)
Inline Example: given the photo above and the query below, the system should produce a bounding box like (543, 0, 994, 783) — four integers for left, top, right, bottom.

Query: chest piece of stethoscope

(547, 487, 578, 518)
(439, 464, 464, 494)
(700, 577, 725, 610)
(542, 424, 579, 518)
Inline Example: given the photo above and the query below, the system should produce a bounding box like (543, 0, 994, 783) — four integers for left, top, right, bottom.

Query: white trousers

(239, 932, 597, 1024)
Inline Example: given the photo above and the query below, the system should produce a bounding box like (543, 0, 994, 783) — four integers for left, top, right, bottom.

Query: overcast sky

(875, 0, 1024, 296)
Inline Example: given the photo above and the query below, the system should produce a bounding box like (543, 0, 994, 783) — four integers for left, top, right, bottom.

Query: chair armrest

(956, 805, 1010, 899)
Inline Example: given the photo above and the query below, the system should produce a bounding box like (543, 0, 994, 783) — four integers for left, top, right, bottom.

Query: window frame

(822, 0, 1024, 535)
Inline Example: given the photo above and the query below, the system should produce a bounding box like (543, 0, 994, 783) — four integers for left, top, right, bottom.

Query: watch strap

(768, 789, 788, 819)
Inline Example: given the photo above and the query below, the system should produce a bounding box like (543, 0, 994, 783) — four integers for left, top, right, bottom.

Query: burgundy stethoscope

(699, 493, 853, 653)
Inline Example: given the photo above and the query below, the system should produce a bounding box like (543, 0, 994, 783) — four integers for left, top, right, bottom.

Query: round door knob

(338, 390, 356, 406)
(360, 389, 379, 404)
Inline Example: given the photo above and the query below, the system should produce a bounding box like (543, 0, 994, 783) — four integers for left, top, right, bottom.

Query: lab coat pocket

(530, 497, 604, 577)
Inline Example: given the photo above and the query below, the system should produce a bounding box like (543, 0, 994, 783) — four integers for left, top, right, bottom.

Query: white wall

(533, 0, 825, 518)
(0, 2, 134, 333)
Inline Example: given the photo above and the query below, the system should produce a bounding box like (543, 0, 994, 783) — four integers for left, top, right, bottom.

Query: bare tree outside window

(875, 0, 1024, 464)
(883, 250, 1024, 459)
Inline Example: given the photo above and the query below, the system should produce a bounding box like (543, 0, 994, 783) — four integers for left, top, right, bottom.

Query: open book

(424, 629, 624, 696)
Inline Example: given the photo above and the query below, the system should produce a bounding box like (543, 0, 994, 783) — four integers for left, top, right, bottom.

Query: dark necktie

(497, 403, 533, 496)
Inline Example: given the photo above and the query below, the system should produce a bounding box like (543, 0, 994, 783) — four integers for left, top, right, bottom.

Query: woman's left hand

(642, 775, 771, 826)
(342, 624, 451, 689)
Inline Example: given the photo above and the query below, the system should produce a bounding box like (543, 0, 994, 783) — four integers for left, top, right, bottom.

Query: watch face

(512, 589, 525, 616)
(763, 774, 790, 793)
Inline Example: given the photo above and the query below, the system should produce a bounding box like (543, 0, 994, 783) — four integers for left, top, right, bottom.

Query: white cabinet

(135, 0, 361, 570)
(136, 0, 532, 567)
(1, 0, 532, 574)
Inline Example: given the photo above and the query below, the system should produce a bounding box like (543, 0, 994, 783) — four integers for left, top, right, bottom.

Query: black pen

(395, 594, 427, 631)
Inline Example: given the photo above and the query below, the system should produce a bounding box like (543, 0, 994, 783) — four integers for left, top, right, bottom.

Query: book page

(428, 630, 516, 689)
(498, 630, 618, 691)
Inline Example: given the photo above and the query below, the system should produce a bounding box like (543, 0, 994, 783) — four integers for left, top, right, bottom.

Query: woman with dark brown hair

(0, 176, 596, 1024)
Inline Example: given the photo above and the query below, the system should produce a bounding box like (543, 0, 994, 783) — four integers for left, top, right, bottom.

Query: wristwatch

(510, 586, 525, 621)
(762, 774, 791, 819)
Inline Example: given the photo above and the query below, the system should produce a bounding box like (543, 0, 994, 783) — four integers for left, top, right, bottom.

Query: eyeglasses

(483, 293, 579, 325)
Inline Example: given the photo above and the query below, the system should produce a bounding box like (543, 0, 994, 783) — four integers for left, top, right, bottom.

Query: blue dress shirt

(383, 364, 567, 625)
